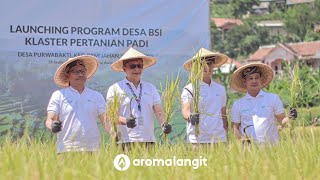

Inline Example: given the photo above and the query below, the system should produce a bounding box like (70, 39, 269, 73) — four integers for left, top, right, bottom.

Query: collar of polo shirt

(245, 90, 265, 99)
(200, 80, 214, 87)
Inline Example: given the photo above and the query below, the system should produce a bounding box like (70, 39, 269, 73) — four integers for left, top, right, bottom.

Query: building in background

(247, 41, 320, 74)
(256, 20, 287, 36)
(212, 18, 242, 41)
(214, 57, 242, 74)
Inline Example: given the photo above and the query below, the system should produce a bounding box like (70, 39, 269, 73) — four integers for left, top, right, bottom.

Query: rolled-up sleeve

(152, 85, 161, 105)
(97, 93, 106, 115)
(181, 86, 193, 104)
(47, 91, 60, 115)
(231, 102, 241, 123)
(274, 95, 284, 115)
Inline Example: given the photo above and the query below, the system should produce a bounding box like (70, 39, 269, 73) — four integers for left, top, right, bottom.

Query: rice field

(0, 126, 319, 180)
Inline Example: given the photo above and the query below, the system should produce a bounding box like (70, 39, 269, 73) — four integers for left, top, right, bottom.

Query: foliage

(210, 0, 320, 60)
(265, 62, 320, 108)
(262, 61, 320, 128)
(210, 2, 233, 18)
(229, 0, 260, 18)
(223, 20, 270, 58)
(284, 3, 320, 42)
(1, 127, 320, 179)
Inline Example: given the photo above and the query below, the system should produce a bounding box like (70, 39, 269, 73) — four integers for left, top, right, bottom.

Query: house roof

(211, 18, 242, 28)
(248, 45, 275, 61)
(247, 41, 320, 61)
(287, 41, 320, 57)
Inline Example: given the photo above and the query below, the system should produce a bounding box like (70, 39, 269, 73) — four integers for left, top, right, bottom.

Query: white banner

(0, 0, 210, 139)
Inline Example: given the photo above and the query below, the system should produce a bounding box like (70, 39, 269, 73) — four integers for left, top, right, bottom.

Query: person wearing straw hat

(106, 47, 172, 151)
(230, 63, 297, 144)
(46, 55, 108, 153)
(181, 48, 229, 147)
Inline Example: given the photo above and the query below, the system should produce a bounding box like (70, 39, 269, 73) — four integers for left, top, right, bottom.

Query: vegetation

(189, 51, 206, 137)
(0, 2, 320, 178)
(0, 127, 319, 179)
(106, 89, 122, 145)
(211, 0, 320, 60)
(159, 73, 180, 141)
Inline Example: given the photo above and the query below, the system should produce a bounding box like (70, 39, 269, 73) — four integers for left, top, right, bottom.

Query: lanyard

(126, 83, 142, 112)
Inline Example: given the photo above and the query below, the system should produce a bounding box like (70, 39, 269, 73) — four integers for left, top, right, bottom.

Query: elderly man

(46, 55, 108, 153)
(181, 48, 229, 148)
(107, 47, 172, 151)
(230, 63, 297, 144)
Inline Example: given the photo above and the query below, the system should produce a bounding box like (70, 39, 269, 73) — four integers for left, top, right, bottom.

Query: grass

(0, 126, 319, 180)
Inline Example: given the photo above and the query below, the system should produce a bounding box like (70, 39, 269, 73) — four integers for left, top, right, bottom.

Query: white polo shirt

(231, 90, 284, 144)
(106, 78, 161, 143)
(47, 86, 106, 153)
(181, 81, 227, 143)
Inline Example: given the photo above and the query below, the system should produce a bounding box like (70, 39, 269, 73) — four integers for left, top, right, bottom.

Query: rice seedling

(106, 88, 122, 145)
(288, 62, 302, 137)
(189, 50, 206, 137)
(159, 72, 180, 142)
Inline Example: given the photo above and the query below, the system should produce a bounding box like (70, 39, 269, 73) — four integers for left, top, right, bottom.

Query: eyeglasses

(127, 64, 143, 69)
(68, 69, 87, 75)
(206, 61, 214, 66)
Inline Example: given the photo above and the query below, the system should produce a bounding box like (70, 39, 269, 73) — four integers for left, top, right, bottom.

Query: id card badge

(137, 116, 144, 126)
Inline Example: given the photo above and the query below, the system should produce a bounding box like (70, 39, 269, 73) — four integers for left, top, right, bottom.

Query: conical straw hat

(230, 63, 274, 93)
(110, 47, 157, 72)
(183, 48, 228, 71)
(54, 55, 99, 87)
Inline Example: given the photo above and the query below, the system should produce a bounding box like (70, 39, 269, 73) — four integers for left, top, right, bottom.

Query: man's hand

(51, 120, 62, 133)
(188, 113, 200, 126)
(289, 107, 298, 119)
(161, 122, 172, 134)
(126, 115, 136, 128)
(223, 121, 228, 131)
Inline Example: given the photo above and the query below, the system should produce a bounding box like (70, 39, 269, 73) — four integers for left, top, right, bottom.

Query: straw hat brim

(54, 55, 99, 87)
(110, 56, 157, 72)
(230, 63, 274, 93)
(183, 52, 228, 71)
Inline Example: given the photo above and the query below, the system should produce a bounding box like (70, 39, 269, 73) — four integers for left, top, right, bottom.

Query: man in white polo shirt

(181, 48, 229, 147)
(230, 63, 297, 144)
(107, 48, 172, 151)
(46, 55, 107, 153)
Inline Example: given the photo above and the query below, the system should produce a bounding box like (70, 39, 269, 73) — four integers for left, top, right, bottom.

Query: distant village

(212, 0, 320, 74)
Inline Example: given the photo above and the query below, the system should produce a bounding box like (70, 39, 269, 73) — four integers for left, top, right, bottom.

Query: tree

(229, 0, 260, 18)
(284, 4, 318, 41)
(223, 20, 270, 58)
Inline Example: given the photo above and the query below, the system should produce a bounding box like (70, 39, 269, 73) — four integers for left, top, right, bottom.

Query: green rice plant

(288, 62, 302, 137)
(106, 88, 122, 145)
(1, 126, 320, 179)
(159, 72, 180, 142)
(189, 50, 206, 137)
